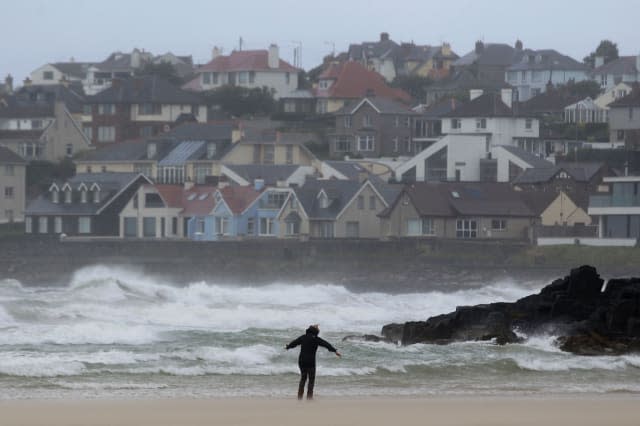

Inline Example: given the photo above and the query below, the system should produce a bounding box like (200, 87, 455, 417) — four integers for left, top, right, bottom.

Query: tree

(203, 85, 276, 117)
(559, 80, 602, 99)
(390, 75, 433, 103)
(583, 40, 619, 69)
(135, 61, 182, 85)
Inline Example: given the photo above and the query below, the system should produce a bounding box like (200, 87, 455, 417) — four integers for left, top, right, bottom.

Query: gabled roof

(0, 146, 26, 163)
(518, 89, 581, 115)
(592, 56, 639, 76)
(52, 62, 92, 79)
(197, 49, 299, 73)
(507, 49, 587, 72)
(513, 163, 604, 184)
(315, 61, 411, 103)
(335, 96, 415, 115)
(445, 93, 524, 118)
(88, 76, 204, 104)
(26, 173, 150, 216)
(223, 164, 304, 186)
(454, 43, 524, 67)
(518, 189, 561, 216)
(609, 87, 640, 108)
(218, 186, 261, 214)
(0, 83, 86, 117)
(294, 178, 363, 220)
(348, 38, 400, 61)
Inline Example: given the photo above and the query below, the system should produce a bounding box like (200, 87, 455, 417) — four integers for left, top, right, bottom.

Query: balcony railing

(589, 194, 640, 208)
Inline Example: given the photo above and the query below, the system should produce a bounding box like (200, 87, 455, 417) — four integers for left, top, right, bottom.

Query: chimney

(131, 48, 141, 69)
(380, 32, 390, 42)
(515, 40, 523, 50)
(595, 56, 605, 68)
(23, 77, 32, 87)
(501, 88, 513, 108)
(254, 178, 265, 191)
(469, 89, 484, 101)
(212, 46, 221, 60)
(268, 44, 279, 69)
(475, 41, 484, 54)
(441, 42, 451, 56)
(4, 74, 13, 93)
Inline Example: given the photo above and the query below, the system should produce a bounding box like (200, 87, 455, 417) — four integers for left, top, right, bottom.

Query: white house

(505, 49, 590, 101)
(395, 89, 541, 182)
(29, 62, 91, 86)
(594, 81, 634, 109)
(591, 55, 640, 91)
(183, 45, 299, 99)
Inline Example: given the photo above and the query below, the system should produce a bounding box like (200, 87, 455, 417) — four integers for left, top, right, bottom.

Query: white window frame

(78, 217, 91, 234)
(54, 216, 62, 234)
(25, 217, 32, 233)
(39, 217, 48, 234)
(358, 135, 375, 151)
(259, 217, 275, 236)
(456, 219, 477, 238)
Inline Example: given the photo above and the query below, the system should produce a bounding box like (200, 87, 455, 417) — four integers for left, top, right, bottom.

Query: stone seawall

(0, 237, 538, 287)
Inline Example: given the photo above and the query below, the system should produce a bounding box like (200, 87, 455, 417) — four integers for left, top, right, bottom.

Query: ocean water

(1, 265, 639, 400)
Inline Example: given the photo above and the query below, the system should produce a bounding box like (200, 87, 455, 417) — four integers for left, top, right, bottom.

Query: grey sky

(2, 0, 638, 83)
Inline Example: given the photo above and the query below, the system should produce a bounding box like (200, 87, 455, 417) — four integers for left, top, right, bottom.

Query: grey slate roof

(454, 43, 524, 67)
(414, 97, 465, 118)
(512, 163, 604, 184)
(429, 68, 512, 92)
(324, 161, 369, 180)
(592, 56, 638, 76)
(445, 93, 528, 118)
(499, 146, 554, 168)
(164, 123, 233, 141)
(77, 140, 149, 162)
(508, 49, 587, 72)
(52, 62, 92, 79)
(0, 146, 26, 163)
(294, 178, 363, 220)
(88, 76, 203, 104)
(224, 164, 303, 186)
(0, 84, 86, 117)
(26, 173, 146, 216)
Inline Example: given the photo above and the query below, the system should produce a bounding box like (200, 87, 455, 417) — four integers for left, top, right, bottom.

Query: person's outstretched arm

(317, 337, 341, 357)
(285, 335, 303, 350)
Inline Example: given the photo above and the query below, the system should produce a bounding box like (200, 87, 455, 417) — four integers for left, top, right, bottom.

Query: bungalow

(379, 181, 536, 240)
(25, 172, 151, 236)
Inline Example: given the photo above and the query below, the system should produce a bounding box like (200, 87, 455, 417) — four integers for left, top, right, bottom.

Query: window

(450, 119, 461, 129)
(266, 192, 287, 208)
(369, 195, 376, 210)
(285, 72, 291, 85)
(3, 187, 13, 199)
(394, 116, 400, 127)
(207, 143, 217, 159)
(319, 80, 331, 89)
(216, 216, 230, 235)
(263, 145, 275, 164)
(525, 118, 533, 130)
(43, 70, 55, 80)
(212, 72, 219, 84)
(98, 104, 115, 115)
(249, 71, 255, 83)
(521, 71, 526, 82)
(66, 144, 73, 157)
(52, 189, 59, 203)
(362, 114, 372, 127)
(316, 100, 328, 114)
(39, 217, 48, 233)
(286, 221, 299, 236)
(476, 118, 487, 129)
(247, 218, 255, 235)
(140, 126, 154, 137)
(5, 165, 14, 176)
(404, 136, 411, 153)
(617, 130, 625, 141)
(145, 193, 164, 208)
(195, 165, 209, 184)
(421, 218, 435, 235)
(98, 126, 115, 142)
(196, 218, 206, 234)
(83, 126, 93, 140)
(143, 217, 156, 237)
(404, 116, 411, 127)
(80, 190, 87, 203)
(202, 72, 211, 85)
(238, 71, 249, 84)
(344, 116, 352, 128)
(357, 195, 364, 210)
(64, 189, 72, 203)
(408, 218, 435, 236)
(32, 120, 43, 129)
(456, 219, 477, 238)
(319, 222, 334, 238)
(138, 104, 161, 115)
(54, 217, 62, 234)
(286, 145, 293, 164)
(393, 137, 399, 152)
(346, 221, 359, 238)
(491, 219, 507, 231)
(25, 217, 32, 233)
(358, 135, 375, 151)
(319, 193, 329, 209)
(507, 71, 517, 82)
(334, 135, 351, 152)
(259, 217, 275, 236)
(532, 71, 543, 82)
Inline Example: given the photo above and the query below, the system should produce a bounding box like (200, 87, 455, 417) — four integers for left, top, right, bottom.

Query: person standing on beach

(286, 324, 341, 400)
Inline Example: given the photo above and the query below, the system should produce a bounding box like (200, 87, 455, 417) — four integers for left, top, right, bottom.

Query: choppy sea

(1, 265, 639, 399)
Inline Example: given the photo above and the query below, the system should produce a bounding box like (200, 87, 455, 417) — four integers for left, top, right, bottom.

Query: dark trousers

(297, 366, 316, 400)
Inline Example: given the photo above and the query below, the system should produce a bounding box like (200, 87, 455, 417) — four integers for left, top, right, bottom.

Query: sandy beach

(1, 397, 638, 426)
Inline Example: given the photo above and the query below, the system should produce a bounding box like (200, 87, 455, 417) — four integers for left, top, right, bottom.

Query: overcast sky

(1, 0, 638, 83)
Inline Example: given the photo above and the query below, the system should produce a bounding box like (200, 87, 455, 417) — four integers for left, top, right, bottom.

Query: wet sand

(1, 396, 638, 426)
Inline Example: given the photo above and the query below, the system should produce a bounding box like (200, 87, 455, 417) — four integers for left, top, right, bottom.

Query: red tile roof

(219, 186, 261, 214)
(315, 61, 411, 103)
(153, 184, 185, 208)
(182, 185, 218, 216)
(198, 50, 299, 73)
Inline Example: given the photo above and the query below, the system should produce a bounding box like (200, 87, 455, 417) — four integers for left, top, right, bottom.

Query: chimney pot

(475, 41, 484, 54)
(380, 32, 390, 42)
(515, 40, 523, 50)
(268, 44, 279, 69)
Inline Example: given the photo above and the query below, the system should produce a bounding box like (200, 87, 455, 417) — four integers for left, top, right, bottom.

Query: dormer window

(52, 189, 59, 203)
(64, 188, 72, 204)
(147, 142, 157, 159)
(206, 143, 217, 159)
(319, 192, 329, 209)
(92, 184, 101, 203)
(319, 80, 332, 90)
(81, 189, 87, 203)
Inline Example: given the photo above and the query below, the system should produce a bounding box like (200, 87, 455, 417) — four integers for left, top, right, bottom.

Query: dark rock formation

(381, 265, 640, 355)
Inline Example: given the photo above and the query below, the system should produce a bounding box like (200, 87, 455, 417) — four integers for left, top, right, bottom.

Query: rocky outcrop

(381, 265, 640, 355)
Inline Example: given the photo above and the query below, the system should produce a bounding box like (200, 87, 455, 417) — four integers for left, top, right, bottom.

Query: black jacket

(286, 327, 338, 368)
